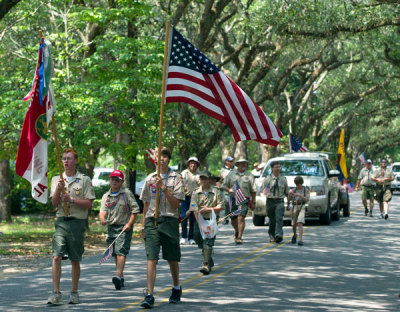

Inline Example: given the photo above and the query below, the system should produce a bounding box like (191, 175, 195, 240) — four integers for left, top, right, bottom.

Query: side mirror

(328, 170, 340, 178)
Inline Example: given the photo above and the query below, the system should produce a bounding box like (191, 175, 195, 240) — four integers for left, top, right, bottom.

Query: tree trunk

(0, 159, 11, 222)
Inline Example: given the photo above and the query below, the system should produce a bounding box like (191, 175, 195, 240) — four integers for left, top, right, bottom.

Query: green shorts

(375, 185, 392, 203)
(361, 186, 375, 201)
(144, 217, 181, 261)
(106, 224, 133, 257)
(230, 199, 249, 219)
(52, 218, 86, 261)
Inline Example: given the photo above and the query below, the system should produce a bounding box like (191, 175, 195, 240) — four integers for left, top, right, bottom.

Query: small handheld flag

(99, 230, 125, 264)
(234, 181, 247, 205)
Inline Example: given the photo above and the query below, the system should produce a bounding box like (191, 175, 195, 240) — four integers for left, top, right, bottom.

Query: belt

(267, 198, 284, 202)
(58, 216, 76, 221)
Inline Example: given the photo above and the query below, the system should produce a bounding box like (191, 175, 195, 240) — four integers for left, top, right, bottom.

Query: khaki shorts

(375, 185, 392, 203)
(106, 224, 133, 257)
(52, 218, 86, 261)
(144, 217, 181, 261)
(361, 186, 375, 201)
(291, 206, 305, 225)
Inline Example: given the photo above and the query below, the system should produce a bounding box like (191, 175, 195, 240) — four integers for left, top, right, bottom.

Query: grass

(0, 213, 143, 256)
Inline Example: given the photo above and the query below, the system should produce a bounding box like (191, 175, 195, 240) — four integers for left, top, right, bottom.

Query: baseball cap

(225, 156, 234, 162)
(199, 170, 211, 178)
(366, 159, 372, 164)
(109, 170, 124, 181)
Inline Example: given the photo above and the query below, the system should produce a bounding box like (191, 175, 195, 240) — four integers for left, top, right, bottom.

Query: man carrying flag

(16, 38, 55, 204)
(289, 133, 309, 153)
(222, 159, 256, 244)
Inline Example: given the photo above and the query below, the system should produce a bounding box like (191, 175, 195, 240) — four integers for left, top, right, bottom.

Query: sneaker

(275, 236, 283, 243)
(369, 212, 373, 217)
(112, 276, 122, 290)
(200, 264, 210, 275)
(380, 213, 384, 219)
(47, 291, 62, 305)
(169, 286, 182, 303)
(69, 291, 80, 304)
(236, 238, 243, 244)
(291, 235, 297, 244)
(364, 208, 369, 216)
(385, 214, 389, 220)
(298, 241, 304, 246)
(188, 239, 196, 245)
(180, 238, 188, 245)
(141, 294, 155, 309)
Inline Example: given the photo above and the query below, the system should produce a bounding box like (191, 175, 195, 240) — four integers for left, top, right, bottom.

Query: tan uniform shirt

(181, 169, 200, 197)
(50, 171, 95, 219)
(373, 167, 394, 186)
(140, 169, 185, 219)
(261, 174, 289, 199)
(189, 186, 223, 219)
(100, 187, 140, 225)
(222, 168, 256, 198)
(358, 167, 375, 186)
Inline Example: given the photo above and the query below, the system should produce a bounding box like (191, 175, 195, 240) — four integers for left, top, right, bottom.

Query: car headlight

(310, 186, 324, 196)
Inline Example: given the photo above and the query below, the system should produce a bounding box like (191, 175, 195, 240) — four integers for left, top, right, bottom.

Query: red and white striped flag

(146, 148, 157, 165)
(15, 38, 55, 204)
(165, 26, 282, 146)
(234, 181, 247, 205)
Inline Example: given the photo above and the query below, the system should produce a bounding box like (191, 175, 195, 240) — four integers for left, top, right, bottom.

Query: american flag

(289, 133, 309, 152)
(358, 153, 366, 165)
(99, 244, 113, 265)
(230, 207, 242, 217)
(234, 181, 247, 205)
(165, 26, 282, 146)
(146, 148, 157, 165)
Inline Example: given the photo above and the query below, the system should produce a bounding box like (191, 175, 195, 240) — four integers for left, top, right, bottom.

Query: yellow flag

(336, 129, 348, 181)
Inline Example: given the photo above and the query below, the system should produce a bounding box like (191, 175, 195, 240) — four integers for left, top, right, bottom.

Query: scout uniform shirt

(291, 186, 310, 208)
(189, 186, 224, 219)
(100, 187, 140, 225)
(222, 168, 256, 198)
(373, 167, 394, 186)
(50, 171, 95, 219)
(358, 167, 375, 186)
(140, 168, 185, 219)
(180, 169, 200, 197)
(261, 174, 289, 199)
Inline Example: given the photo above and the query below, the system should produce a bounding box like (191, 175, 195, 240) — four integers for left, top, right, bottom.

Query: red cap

(109, 170, 124, 181)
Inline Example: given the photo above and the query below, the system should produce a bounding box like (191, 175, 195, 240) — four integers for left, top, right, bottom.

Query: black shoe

(112, 276, 122, 290)
(298, 241, 304, 246)
(364, 208, 369, 216)
(291, 235, 297, 244)
(169, 286, 182, 303)
(385, 214, 389, 220)
(275, 236, 283, 243)
(121, 277, 125, 288)
(141, 294, 155, 309)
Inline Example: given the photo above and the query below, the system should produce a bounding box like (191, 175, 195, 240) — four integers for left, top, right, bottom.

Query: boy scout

(355, 159, 375, 217)
(222, 159, 256, 244)
(261, 161, 289, 243)
(372, 159, 394, 219)
(189, 171, 223, 275)
(47, 148, 95, 305)
(99, 170, 140, 290)
(140, 147, 185, 309)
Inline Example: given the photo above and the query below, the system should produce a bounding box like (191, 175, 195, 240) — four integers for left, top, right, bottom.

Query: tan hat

(186, 156, 200, 166)
(235, 158, 248, 163)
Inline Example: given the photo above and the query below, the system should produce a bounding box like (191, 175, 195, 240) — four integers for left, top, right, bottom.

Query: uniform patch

(244, 177, 249, 181)
(75, 190, 80, 195)
(150, 183, 157, 194)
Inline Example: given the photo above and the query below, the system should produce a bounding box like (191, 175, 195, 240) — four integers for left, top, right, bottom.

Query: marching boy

(288, 176, 309, 246)
(99, 170, 139, 290)
(189, 171, 223, 275)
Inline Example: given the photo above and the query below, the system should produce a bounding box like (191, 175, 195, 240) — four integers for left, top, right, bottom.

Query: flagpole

(39, 30, 68, 216)
(154, 20, 171, 226)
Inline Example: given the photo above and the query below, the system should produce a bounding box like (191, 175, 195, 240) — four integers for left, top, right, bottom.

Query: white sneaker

(180, 238, 188, 245)
(188, 239, 196, 245)
(69, 291, 80, 304)
(47, 291, 62, 305)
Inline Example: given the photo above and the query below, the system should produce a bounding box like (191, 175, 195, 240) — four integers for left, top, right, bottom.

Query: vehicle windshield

(262, 159, 324, 177)
(391, 165, 400, 173)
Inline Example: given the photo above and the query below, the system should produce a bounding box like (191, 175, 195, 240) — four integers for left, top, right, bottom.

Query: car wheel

(320, 194, 332, 225)
(342, 197, 350, 217)
(253, 214, 266, 226)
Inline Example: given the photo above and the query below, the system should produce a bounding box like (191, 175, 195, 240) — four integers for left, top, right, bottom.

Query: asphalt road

(1, 192, 400, 311)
